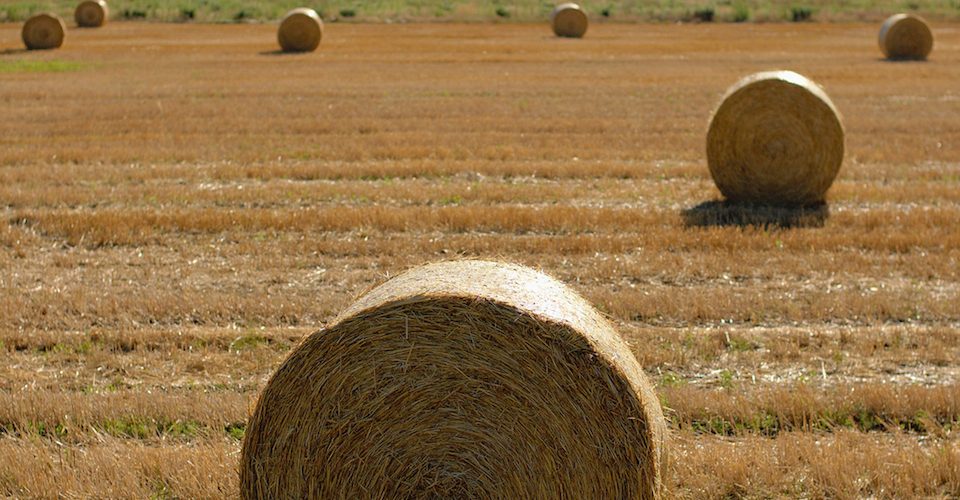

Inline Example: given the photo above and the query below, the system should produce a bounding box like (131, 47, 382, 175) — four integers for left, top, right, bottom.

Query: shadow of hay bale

(258, 49, 297, 56)
(681, 200, 829, 229)
(879, 57, 928, 63)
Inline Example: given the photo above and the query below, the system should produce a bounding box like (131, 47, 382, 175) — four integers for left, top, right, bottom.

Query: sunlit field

(1, 20, 959, 497)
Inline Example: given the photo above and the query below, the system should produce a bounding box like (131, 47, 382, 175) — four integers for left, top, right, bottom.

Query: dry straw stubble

(75, 0, 108, 28)
(551, 3, 588, 38)
(22, 13, 67, 50)
(879, 13, 933, 60)
(241, 260, 666, 499)
(706, 70, 845, 206)
(277, 8, 323, 53)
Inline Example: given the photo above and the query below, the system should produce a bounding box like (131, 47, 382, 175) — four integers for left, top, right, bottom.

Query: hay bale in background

(75, 0, 108, 28)
(277, 8, 323, 53)
(241, 260, 666, 499)
(706, 71, 845, 206)
(22, 13, 66, 50)
(879, 13, 933, 60)
(551, 3, 588, 38)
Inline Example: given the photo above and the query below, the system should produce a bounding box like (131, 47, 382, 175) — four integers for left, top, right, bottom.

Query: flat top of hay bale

(706, 70, 844, 206)
(242, 260, 666, 499)
(879, 13, 933, 60)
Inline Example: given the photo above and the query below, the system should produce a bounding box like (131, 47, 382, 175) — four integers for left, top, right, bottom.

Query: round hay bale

(706, 70, 845, 206)
(241, 260, 667, 499)
(22, 13, 66, 51)
(551, 3, 588, 38)
(75, 0, 108, 28)
(879, 13, 933, 60)
(277, 7, 323, 53)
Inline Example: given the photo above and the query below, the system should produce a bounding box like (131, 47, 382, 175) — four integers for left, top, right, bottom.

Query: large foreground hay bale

(551, 3, 588, 38)
(22, 13, 66, 50)
(879, 13, 933, 60)
(75, 0, 108, 28)
(706, 71, 844, 206)
(277, 8, 323, 53)
(242, 260, 666, 499)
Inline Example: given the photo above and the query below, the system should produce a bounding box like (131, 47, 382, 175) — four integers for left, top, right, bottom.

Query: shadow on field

(0, 48, 29, 56)
(681, 200, 830, 229)
(878, 58, 928, 63)
(258, 50, 311, 56)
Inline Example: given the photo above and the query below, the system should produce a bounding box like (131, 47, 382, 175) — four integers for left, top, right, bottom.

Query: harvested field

(0, 21, 959, 498)
(2, 1, 960, 23)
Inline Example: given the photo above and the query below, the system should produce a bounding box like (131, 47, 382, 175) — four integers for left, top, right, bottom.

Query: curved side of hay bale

(277, 7, 323, 53)
(75, 0, 108, 28)
(879, 13, 933, 60)
(241, 260, 666, 499)
(706, 70, 845, 206)
(22, 13, 67, 50)
(551, 3, 588, 38)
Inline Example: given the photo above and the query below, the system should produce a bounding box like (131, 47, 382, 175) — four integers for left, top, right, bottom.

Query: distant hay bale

(277, 8, 323, 53)
(706, 71, 845, 206)
(22, 13, 66, 50)
(551, 3, 588, 38)
(879, 13, 933, 60)
(75, 0, 108, 28)
(241, 260, 667, 499)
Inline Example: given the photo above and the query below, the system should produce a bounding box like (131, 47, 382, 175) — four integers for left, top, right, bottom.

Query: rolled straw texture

(75, 0, 108, 28)
(22, 13, 66, 50)
(551, 3, 588, 38)
(277, 8, 323, 53)
(241, 260, 666, 499)
(879, 13, 933, 60)
(706, 71, 845, 206)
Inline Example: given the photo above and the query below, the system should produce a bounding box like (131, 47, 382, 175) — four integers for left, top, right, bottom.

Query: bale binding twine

(277, 8, 323, 53)
(75, 0, 108, 28)
(22, 13, 66, 50)
(879, 13, 933, 60)
(551, 3, 588, 38)
(241, 260, 667, 499)
(706, 70, 845, 206)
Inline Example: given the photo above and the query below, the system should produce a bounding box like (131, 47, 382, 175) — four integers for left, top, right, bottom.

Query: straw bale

(879, 13, 933, 60)
(22, 13, 66, 51)
(551, 3, 588, 38)
(241, 260, 666, 499)
(75, 0, 108, 28)
(706, 71, 845, 206)
(278, 8, 323, 53)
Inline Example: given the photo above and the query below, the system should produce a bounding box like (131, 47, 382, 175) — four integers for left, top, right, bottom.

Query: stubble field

(1, 20, 959, 498)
